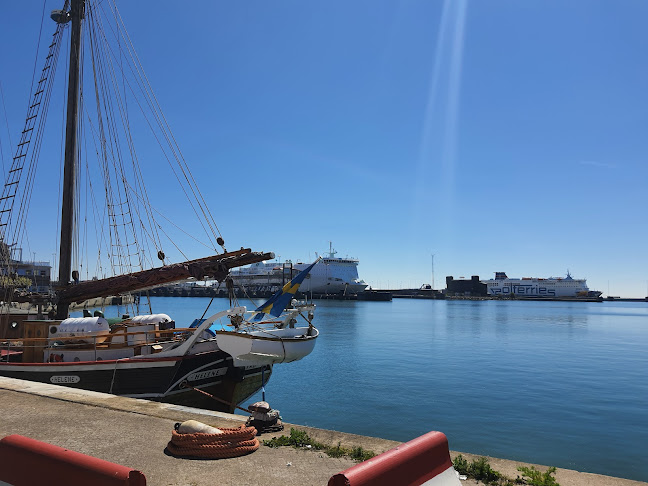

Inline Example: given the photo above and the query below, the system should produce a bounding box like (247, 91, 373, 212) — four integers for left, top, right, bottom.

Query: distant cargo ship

(230, 243, 368, 295)
(482, 272, 602, 298)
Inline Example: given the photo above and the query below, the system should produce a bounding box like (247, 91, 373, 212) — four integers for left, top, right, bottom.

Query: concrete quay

(0, 377, 645, 486)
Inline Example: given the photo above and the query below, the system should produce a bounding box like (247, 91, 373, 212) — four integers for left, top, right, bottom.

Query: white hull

(216, 327, 319, 366)
(482, 272, 600, 298)
(231, 246, 367, 295)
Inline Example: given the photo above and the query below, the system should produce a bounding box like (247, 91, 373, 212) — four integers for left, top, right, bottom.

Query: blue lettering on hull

(490, 286, 555, 296)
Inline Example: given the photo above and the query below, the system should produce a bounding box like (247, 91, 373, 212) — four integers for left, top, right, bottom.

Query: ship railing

(0, 327, 202, 363)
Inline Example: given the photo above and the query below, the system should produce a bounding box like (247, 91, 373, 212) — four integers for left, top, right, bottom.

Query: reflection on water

(244, 299, 646, 482)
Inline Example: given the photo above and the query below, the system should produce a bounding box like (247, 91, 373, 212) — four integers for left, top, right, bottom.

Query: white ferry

(230, 244, 368, 295)
(482, 272, 602, 298)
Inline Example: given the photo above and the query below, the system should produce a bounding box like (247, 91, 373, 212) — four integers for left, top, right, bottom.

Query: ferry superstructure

(230, 244, 368, 295)
(482, 272, 601, 298)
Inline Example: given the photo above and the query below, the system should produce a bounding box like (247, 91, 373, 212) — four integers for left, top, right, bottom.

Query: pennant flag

(254, 258, 320, 318)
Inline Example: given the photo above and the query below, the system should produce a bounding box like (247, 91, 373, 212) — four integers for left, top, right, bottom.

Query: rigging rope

(3, 0, 237, 307)
(0, 80, 14, 174)
(0, 9, 66, 302)
(86, 4, 149, 280)
(100, 0, 225, 249)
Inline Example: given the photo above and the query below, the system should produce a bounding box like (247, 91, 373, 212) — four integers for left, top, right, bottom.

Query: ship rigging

(0, 0, 319, 412)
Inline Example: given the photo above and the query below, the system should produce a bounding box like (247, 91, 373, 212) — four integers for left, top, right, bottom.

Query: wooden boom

(56, 248, 273, 305)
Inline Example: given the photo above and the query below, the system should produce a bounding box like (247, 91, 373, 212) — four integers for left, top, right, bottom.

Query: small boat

(177, 259, 321, 368)
(211, 306, 319, 366)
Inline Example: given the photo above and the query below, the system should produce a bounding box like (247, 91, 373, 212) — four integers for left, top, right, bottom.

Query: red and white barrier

(328, 431, 461, 486)
(0, 435, 146, 486)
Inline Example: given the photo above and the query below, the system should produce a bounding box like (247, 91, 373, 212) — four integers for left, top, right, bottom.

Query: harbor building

(0, 243, 51, 293)
(445, 275, 487, 297)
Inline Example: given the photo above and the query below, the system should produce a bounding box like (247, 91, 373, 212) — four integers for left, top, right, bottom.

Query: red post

(328, 431, 457, 486)
(0, 435, 146, 486)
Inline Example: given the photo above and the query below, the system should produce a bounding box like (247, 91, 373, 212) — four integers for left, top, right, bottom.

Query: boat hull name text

(187, 368, 227, 382)
(50, 375, 81, 384)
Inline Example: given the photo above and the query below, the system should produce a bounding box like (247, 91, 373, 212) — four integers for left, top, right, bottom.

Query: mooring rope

(166, 425, 259, 459)
(180, 381, 251, 414)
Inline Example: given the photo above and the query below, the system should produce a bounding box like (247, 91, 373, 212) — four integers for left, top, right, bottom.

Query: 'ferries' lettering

(491, 286, 555, 296)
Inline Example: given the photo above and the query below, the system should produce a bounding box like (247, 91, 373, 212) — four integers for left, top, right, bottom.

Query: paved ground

(0, 377, 645, 486)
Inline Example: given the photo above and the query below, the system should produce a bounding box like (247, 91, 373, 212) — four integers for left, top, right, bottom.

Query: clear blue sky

(1, 1, 647, 297)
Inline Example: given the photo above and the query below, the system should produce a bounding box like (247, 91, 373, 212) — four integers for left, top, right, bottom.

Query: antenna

(431, 253, 435, 290)
(328, 241, 336, 258)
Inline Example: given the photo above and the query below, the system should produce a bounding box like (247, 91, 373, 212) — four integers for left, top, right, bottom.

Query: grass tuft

(263, 428, 375, 462)
(517, 466, 560, 486)
(452, 454, 560, 486)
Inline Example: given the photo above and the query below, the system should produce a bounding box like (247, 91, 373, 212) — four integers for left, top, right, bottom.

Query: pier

(0, 377, 644, 486)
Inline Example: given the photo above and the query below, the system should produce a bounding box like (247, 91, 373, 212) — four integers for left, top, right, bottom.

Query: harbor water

(88, 297, 648, 482)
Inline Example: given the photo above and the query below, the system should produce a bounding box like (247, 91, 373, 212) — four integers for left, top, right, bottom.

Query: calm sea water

(92, 297, 648, 481)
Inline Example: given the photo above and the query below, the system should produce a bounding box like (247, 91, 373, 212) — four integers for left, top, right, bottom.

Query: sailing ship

(0, 0, 319, 412)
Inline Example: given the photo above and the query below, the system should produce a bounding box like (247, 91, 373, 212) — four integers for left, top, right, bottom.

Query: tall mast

(56, 0, 85, 319)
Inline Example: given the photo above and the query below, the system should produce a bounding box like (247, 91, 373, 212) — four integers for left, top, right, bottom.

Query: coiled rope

(166, 424, 260, 459)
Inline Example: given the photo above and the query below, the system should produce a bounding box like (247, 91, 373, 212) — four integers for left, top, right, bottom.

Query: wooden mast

(56, 0, 85, 319)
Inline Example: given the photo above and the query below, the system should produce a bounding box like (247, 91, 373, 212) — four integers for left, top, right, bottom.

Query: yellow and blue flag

(254, 258, 320, 318)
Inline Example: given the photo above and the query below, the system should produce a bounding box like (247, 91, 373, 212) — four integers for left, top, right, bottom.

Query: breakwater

(144, 285, 647, 303)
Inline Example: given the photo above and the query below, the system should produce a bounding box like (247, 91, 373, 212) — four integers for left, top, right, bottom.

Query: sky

(0, 0, 647, 297)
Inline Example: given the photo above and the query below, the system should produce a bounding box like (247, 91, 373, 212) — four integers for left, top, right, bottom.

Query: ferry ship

(230, 244, 368, 296)
(482, 272, 602, 298)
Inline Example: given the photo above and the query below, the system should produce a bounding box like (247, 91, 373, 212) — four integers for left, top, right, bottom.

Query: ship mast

(55, 0, 85, 319)
(43, 0, 271, 313)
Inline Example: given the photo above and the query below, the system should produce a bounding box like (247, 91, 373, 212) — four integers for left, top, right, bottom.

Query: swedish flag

(254, 258, 320, 318)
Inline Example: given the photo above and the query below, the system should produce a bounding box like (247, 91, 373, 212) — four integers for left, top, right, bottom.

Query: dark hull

(0, 350, 271, 413)
(357, 291, 393, 301)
